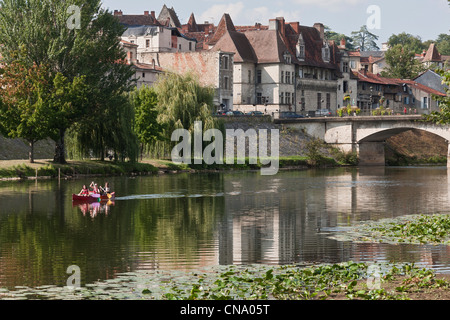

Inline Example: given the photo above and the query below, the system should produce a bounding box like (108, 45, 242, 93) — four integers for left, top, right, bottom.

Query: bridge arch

(276, 116, 450, 167)
(356, 125, 450, 166)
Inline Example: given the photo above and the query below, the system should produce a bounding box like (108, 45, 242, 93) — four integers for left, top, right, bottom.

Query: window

(223, 56, 229, 69)
(350, 60, 356, 69)
(298, 45, 305, 59)
(223, 76, 229, 90)
(296, 34, 305, 60)
(281, 71, 284, 83)
(286, 92, 291, 105)
(142, 72, 145, 78)
(423, 97, 428, 109)
(342, 62, 349, 73)
(286, 71, 290, 84)
(292, 72, 295, 84)
(280, 92, 284, 104)
(146, 39, 150, 48)
(257, 70, 262, 83)
(326, 93, 331, 109)
(179, 44, 181, 50)
(317, 93, 322, 110)
(299, 68, 303, 78)
(257, 92, 263, 104)
(189, 42, 192, 51)
(248, 70, 252, 83)
(343, 81, 348, 93)
(322, 46, 330, 62)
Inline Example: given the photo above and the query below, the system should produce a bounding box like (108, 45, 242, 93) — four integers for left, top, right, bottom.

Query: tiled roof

(423, 43, 442, 62)
(212, 30, 257, 63)
(157, 5, 182, 28)
(134, 62, 164, 72)
(352, 70, 446, 96)
(207, 14, 236, 46)
(115, 13, 160, 27)
(243, 29, 290, 64)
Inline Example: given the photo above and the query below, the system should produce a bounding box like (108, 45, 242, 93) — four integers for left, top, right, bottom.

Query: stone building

(120, 40, 163, 88)
(207, 14, 342, 115)
(139, 50, 234, 109)
(351, 69, 445, 114)
(416, 43, 450, 71)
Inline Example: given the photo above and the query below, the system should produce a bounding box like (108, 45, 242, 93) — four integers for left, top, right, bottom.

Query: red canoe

(72, 192, 116, 202)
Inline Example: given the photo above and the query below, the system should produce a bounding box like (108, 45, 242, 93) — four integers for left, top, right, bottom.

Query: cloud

(198, 2, 244, 24)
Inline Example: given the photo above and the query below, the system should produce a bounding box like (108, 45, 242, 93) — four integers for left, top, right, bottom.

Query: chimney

(144, 11, 149, 16)
(289, 22, 300, 33)
(314, 23, 324, 40)
(114, 10, 119, 16)
(269, 19, 278, 31)
(204, 24, 210, 34)
(151, 11, 156, 19)
(340, 37, 346, 47)
(276, 17, 285, 37)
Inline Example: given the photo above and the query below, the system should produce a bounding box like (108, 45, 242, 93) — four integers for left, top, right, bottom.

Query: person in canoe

(78, 185, 89, 196)
(90, 181, 101, 194)
(99, 182, 112, 196)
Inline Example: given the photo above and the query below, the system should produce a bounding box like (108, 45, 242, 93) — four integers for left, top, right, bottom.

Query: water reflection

(2, 167, 450, 290)
(73, 201, 115, 218)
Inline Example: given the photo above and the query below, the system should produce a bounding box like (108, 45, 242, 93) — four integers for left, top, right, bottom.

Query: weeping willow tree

(150, 72, 224, 159)
(66, 94, 139, 162)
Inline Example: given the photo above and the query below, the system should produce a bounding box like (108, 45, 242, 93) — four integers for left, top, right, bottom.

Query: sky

(101, 0, 450, 46)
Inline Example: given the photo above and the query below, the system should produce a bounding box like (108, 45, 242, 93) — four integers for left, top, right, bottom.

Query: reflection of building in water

(219, 173, 349, 265)
(219, 169, 450, 268)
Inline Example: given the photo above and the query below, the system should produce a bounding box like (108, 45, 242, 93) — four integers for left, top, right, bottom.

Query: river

(1, 166, 450, 290)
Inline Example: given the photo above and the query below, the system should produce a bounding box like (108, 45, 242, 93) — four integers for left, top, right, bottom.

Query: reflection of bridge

(275, 116, 450, 166)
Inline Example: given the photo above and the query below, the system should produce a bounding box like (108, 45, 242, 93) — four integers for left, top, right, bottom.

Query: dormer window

(296, 33, 305, 60)
(283, 52, 292, 64)
(322, 44, 330, 63)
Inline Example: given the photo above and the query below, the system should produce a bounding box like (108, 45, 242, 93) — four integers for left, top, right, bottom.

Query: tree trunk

(53, 128, 67, 164)
(29, 140, 35, 164)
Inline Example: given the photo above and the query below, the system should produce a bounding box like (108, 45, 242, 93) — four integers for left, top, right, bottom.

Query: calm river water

(1, 166, 450, 289)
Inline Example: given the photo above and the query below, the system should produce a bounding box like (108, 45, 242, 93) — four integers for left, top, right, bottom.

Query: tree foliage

(0, 0, 135, 163)
(130, 86, 162, 159)
(381, 44, 425, 79)
(150, 72, 223, 159)
(324, 26, 354, 50)
(387, 33, 425, 54)
(351, 25, 379, 51)
(0, 60, 51, 162)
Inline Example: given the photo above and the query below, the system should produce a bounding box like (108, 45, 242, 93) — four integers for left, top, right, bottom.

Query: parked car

(231, 110, 245, 115)
(315, 109, 332, 117)
(247, 111, 264, 116)
(280, 112, 304, 119)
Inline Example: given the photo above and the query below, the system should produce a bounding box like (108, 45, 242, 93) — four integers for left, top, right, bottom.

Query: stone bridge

(275, 115, 450, 166)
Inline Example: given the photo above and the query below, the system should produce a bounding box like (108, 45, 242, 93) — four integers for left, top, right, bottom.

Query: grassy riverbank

(0, 153, 354, 180)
